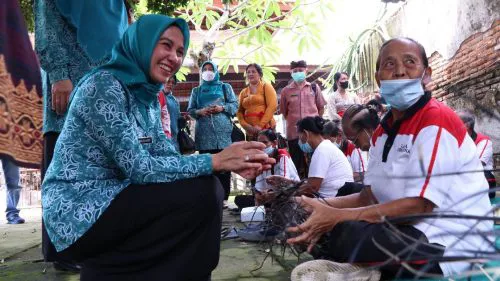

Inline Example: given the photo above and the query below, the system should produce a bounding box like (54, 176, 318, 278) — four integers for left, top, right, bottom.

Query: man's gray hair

(457, 110, 476, 130)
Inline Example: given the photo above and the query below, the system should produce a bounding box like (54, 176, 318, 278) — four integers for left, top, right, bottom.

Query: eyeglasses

(346, 130, 363, 143)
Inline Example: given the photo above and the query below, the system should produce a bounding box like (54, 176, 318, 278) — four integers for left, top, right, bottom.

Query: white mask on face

(201, 71, 215, 82)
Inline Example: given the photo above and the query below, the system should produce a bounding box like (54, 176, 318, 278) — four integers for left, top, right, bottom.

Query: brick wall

(426, 20, 500, 178)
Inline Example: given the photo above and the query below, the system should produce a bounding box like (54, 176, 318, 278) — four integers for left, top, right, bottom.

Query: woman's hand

(287, 196, 347, 253)
(209, 105, 224, 114)
(212, 142, 275, 179)
(51, 79, 73, 115)
(197, 108, 211, 117)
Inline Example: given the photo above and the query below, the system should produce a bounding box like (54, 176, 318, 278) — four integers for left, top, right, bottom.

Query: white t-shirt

(365, 98, 493, 277)
(255, 149, 300, 191)
(343, 141, 368, 173)
(309, 140, 354, 198)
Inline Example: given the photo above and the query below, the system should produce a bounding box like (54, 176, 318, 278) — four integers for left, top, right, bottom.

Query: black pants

(287, 139, 307, 178)
(315, 221, 444, 279)
(199, 149, 231, 200)
(61, 176, 223, 281)
(41, 132, 71, 263)
(336, 182, 364, 197)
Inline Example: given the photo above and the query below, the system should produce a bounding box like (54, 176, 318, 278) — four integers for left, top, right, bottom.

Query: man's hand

(287, 196, 345, 253)
(51, 79, 73, 115)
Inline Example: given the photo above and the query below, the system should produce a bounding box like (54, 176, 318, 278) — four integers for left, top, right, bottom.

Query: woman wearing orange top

(237, 63, 278, 140)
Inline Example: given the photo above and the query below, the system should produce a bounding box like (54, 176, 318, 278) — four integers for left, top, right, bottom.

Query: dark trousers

(287, 139, 307, 178)
(315, 221, 444, 279)
(41, 132, 70, 263)
(199, 149, 231, 200)
(61, 176, 223, 281)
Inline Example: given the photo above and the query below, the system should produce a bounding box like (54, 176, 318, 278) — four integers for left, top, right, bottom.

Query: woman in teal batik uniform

(187, 61, 238, 206)
(42, 15, 273, 281)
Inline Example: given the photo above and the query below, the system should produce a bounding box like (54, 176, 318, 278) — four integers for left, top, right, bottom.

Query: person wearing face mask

(280, 60, 327, 178)
(322, 121, 367, 183)
(253, 129, 300, 204)
(267, 116, 353, 199)
(188, 61, 239, 207)
(326, 72, 361, 119)
(286, 38, 493, 279)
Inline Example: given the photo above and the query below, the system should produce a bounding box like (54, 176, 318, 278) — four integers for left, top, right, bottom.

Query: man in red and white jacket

(287, 38, 493, 279)
(458, 110, 496, 198)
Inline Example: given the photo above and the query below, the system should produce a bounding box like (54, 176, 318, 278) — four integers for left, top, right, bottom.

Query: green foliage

(180, 0, 331, 82)
(19, 0, 34, 32)
(18, 0, 188, 33)
(322, 6, 390, 93)
(144, 0, 188, 15)
(175, 66, 191, 82)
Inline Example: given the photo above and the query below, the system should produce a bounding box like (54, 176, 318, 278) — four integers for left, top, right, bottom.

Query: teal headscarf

(198, 61, 225, 107)
(97, 14, 190, 124)
(54, 0, 129, 61)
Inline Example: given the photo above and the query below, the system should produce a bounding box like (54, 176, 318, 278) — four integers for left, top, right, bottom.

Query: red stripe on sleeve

(419, 127, 442, 197)
(479, 140, 488, 158)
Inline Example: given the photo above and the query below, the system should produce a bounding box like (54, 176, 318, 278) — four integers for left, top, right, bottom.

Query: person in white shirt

(326, 72, 361, 119)
(322, 121, 368, 183)
(458, 110, 496, 198)
(268, 116, 354, 199)
(254, 129, 300, 205)
(287, 38, 493, 279)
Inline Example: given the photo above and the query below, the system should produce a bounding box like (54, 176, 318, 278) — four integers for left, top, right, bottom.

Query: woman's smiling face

(149, 26, 185, 84)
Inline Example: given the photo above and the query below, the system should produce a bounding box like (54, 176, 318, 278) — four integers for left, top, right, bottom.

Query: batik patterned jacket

(34, 0, 107, 133)
(187, 83, 238, 151)
(42, 72, 213, 251)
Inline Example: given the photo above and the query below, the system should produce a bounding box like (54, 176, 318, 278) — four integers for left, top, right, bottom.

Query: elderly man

(458, 110, 496, 198)
(287, 38, 493, 279)
(280, 60, 326, 178)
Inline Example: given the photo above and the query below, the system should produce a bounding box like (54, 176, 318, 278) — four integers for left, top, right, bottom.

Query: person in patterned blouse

(34, 0, 129, 271)
(41, 15, 274, 280)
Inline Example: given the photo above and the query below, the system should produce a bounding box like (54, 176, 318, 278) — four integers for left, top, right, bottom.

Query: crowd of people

(2, 0, 492, 280)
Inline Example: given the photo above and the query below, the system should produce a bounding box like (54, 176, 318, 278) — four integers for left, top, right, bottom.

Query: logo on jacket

(397, 144, 410, 154)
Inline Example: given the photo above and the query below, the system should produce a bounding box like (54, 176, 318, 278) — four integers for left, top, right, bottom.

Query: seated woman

(322, 121, 367, 183)
(42, 15, 273, 281)
(254, 129, 300, 205)
(267, 116, 354, 199)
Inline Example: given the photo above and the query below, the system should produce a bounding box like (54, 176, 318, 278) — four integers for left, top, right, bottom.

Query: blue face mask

(298, 139, 313, 153)
(291, 71, 306, 82)
(264, 146, 275, 155)
(379, 72, 426, 110)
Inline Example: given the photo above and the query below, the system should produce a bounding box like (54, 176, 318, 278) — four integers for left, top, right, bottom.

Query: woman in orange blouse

(237, 63, 278, 140)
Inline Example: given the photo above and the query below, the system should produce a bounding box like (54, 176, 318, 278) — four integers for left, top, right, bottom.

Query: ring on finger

(244, 155, 250, 162)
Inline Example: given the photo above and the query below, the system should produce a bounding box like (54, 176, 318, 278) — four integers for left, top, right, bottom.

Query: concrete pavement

(0, 204, 306, 281)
